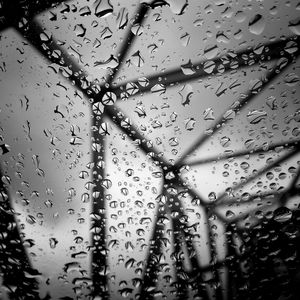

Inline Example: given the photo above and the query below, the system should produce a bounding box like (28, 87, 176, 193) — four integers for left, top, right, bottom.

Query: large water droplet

(94, 0, 113, 18)
(273, 207, 292, 223)
(249, 14, 265, 35)
(288, 17, 300, 35)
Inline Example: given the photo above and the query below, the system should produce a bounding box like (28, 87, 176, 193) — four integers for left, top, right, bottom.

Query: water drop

(249, 14, 265, 35)
(247, 110, 267, 124)
(94, 0, 113, 18)
(184, 118, 196, 131)
(179, 84, 193, 106)
(208, 192, 216, 201)
(49, 237, 58, 249)
(203, 107, 215, 120)
(273, 207, 292, 223)
(288, 17, 300, 35)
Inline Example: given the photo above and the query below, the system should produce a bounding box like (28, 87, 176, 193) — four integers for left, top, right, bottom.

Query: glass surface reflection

(0, 0, 300, 299)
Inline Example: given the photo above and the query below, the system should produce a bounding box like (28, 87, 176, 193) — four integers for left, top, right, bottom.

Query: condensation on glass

(0, 0, 300, 299)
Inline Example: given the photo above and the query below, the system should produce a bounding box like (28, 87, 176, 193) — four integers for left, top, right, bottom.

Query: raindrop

(26, 215, 36, 225)
(203, 60, 216, 74)
(180, 32, 190, 47)
(44, 199, 53, 208)
(81, 193, 90, 203)
(235, 11, 246, 23)
(240, 161, 250, 170)
(1, 175, 11, 186)
(266, 96, 278, 110)
(179, 84, 193, 106)
(138, 77, 149, 87)
(125, 258, 136, 269)
(49, 238, 58, 249)
(167, 0, 188, 15)
(204, 44, 218, 59)
(40, 32, 52, 42)
(94, 55, 119, 69)
(64, 262, 81, 273)
(131, 24, 144, 36)
(208, 192, 216, 202)
(119, 288, 133, 298)
(117, 7, 129, 29)
(248, 14, 265, 35)
(79, 171, 89, 179)
(121, 188, 129, 196)
(126, 82, 139, 95)
(284, 41, 298, 54)
(203, 107, 215, 121)
(184, 118, 196, 131)
(226, 210, 235, 219)
(101, 179, 112, 189)
(284, 73, 299, 86)
(100, 27, 113, 39)
(247, 110, 267, 124)
(169, 137, 179, 146)
(74, 24, 86, 37)
(220, 136, 231, 147)
(79, 6, 91, 16)
(92, 102, 104, 115)
(131, 51, 145, 67)
(288, 17, 300, 35)
(151, 83, 166, 95)
(71, 251, 87, 259)
(273, 207, 292, 223)
(151, 120, 162, 129)
(223, 109, 235, 120)
(102, 92, 116, 105)
(94, 0, 113, 18)
(181, 60, 196, 75)
(193, 18, 204, 27)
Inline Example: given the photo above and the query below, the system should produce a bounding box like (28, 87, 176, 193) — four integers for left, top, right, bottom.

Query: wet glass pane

(0, 0, 300, 299)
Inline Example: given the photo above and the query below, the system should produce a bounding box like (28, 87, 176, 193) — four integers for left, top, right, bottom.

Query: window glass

(0, 0, 300, 299)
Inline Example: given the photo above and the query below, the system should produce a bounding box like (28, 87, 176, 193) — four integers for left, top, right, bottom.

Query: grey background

(0, 0, 300, 299)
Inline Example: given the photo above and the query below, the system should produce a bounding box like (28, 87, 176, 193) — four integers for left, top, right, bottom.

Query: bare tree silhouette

(1, 0, 300, 299)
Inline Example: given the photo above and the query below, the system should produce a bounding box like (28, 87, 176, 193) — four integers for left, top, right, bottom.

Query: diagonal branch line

(214, 186, 300, 222)
(211, 147, 300, 209)
(216, 194, 282, 224)
(182, 139, 300, 168)
(176, 146, 300, 225)
(175, 48, 300, 166)
(110, 36, 300, 101)
(215, 190, 285, 208)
